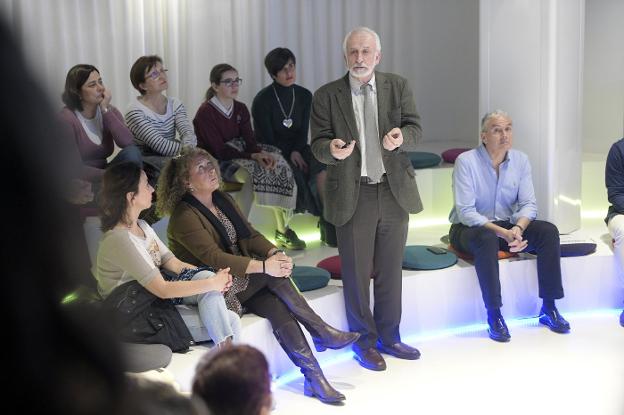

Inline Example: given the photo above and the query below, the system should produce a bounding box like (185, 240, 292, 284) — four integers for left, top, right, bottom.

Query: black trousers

(289, 146, 321, 216)
(336, 182, 409, 348)
(449, 220, 565, 310)
(236, 274, 295, 329)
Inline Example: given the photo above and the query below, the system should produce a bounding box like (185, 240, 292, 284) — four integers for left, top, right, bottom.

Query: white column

(479, 0, 585, 233)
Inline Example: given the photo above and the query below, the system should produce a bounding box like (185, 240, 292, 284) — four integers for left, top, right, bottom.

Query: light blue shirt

(449, 145, 538, 226)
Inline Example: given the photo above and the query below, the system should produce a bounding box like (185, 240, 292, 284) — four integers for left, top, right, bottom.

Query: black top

(251, 81, 313, 159)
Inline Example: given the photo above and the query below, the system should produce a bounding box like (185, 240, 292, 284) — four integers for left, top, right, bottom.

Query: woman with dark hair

(193, 345, 272, 415)
(157, 148, 359, 404)
(60, 64, 142, 186)
(125, 55, 196, 176)
(193, 63, 306, 250)
(252, 48, 336, 247)
(95, 162, 241, 349)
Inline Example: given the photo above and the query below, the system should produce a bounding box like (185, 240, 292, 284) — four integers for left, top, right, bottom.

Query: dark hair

(62, 64, 100, 111)
(130, 55, 163, 95)
(192, 345, 271, 415)
(205, 63, 237, 100)
(98, 162, 143, 231)
(264, 47, 296, 78)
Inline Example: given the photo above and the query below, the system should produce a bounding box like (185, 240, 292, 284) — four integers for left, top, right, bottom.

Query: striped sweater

(125, 96, 197, 157)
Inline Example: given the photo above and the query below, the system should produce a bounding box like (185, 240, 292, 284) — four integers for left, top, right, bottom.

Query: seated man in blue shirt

(448, 110, 570, 342)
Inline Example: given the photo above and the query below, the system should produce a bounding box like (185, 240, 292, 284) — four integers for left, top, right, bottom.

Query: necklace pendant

(282, 118, 293, 128)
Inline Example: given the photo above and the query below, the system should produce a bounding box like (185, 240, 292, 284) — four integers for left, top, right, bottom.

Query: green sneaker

(275, 228, 306, 250)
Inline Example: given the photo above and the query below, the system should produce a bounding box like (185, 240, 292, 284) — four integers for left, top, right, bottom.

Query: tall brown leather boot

(268, 279, 359, 352)
(273, 320, 345, 404)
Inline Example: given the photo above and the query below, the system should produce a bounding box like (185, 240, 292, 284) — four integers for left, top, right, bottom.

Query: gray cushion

(122, 342, 173, 373)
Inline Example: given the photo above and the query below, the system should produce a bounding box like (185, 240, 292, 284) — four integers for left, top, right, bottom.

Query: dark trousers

(449, 220, 564, 310)
(236, 274, 295, 329)
(336, 182, 409, 348)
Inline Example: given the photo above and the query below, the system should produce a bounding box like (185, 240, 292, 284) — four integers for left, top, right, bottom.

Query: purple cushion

(442, 148, 471, 164)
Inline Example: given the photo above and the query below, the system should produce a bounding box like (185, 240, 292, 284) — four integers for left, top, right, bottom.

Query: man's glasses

(146, 68, 168, 80)
(219, 77, 243, 87)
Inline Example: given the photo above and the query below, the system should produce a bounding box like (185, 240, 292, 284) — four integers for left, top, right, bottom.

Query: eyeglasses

(146, 68, 168, 80)
(219, 77, 243, 87)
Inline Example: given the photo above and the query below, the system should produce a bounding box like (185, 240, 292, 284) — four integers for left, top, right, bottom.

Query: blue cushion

(560, 243, 596, 257)
(407, 152, 442, 169)
(291, 266, 331, 292)
(402, 245, 457, 270)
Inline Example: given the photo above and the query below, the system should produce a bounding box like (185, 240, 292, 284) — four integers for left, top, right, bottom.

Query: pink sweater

(59, 106, 134, 181)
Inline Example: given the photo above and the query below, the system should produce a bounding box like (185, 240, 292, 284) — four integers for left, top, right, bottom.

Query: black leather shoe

(487, 316, 511, 342)
(352, 344, 386, 371)
(620, 309, 624, 327)
(538, 307, 570, 333)
(376, 340, 421, 360)
(275, 228, 306, 250)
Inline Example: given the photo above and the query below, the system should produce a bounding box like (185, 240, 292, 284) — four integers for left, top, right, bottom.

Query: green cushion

(402, 245, 457, 270)
(291, 266, 331, 292)
(407, 152, 442, 169)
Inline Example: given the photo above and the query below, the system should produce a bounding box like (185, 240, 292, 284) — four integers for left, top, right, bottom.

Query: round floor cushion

(291, 266, 331, 291)
(406, 152, 442, 169)
(402, 245, 457, 270)
(441, 148, 471, 164)
(316, 255, 342, 279)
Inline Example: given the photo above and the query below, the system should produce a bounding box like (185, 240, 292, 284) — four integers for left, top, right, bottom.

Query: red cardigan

(59, 106, 134, 182)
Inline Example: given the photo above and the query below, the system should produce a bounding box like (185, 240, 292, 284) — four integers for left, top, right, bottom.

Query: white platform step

(169, 234, 623, 392)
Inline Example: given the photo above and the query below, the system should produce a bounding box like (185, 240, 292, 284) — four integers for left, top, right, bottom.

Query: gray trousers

(336, 181, 409, 348)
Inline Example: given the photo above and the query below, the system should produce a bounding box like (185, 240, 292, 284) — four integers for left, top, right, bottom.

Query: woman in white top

(95, 161, 240, 348)
(125, 55, 196, 175)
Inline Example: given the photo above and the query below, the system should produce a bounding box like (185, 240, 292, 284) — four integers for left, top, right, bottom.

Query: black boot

(319, 217, 338, 247)
(273, 321, 345, 404)
(269, 279, 359, 352)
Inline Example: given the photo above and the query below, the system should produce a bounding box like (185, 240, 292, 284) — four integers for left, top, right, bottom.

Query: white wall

(582, 0, 624, 155)
(480, 0, 585, 232)
(0, 0, 478, 148)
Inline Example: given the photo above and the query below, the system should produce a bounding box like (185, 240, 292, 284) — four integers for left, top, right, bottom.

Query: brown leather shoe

(376, 341, 421, 360)
(352, 344, 386, 371)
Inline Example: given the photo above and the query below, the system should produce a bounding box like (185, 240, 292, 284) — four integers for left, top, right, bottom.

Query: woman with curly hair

(157, 148, 360, 404)
(95, 162, 240, 350)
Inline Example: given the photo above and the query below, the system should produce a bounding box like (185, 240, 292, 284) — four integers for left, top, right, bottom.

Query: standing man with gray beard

(311, 27, 423, 371)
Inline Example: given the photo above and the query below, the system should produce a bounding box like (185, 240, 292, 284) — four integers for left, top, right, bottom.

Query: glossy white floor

(271, 310, 624, 415)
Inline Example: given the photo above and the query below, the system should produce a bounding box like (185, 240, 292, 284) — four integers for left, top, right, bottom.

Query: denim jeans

(181, 270, 241, 345)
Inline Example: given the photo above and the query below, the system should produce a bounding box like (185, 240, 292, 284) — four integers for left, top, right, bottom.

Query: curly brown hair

(156, 147, 221, 216)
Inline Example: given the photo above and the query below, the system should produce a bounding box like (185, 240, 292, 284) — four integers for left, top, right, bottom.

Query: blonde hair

(156, 148, 221, 216)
